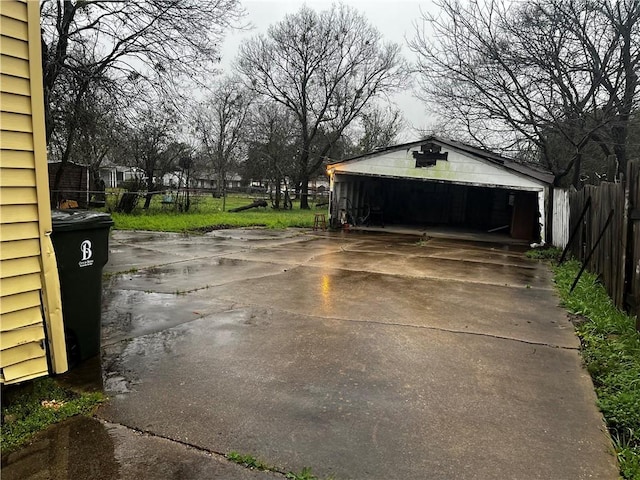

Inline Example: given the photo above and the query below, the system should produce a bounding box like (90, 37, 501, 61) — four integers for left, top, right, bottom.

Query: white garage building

(327, 138, 554, 243)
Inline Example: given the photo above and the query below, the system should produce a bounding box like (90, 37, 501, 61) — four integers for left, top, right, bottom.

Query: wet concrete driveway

(3, 229, 618, 479)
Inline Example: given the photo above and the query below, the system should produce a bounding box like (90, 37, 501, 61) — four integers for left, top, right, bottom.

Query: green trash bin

(51, 210, 114, 365)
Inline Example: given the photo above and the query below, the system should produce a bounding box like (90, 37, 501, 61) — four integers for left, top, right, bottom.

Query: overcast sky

(217, 1, 437, 140)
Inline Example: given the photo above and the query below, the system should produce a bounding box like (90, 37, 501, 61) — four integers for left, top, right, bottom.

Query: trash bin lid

(51, 209, 114, 232)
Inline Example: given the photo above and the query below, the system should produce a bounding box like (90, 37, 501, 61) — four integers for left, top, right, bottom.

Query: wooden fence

(626, 162, 640, 324)
(551, 188, 570, 248)
(564, 161, 640, 325)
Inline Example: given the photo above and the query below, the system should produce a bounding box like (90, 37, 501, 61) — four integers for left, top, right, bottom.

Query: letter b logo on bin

(79, 240, 94, 267)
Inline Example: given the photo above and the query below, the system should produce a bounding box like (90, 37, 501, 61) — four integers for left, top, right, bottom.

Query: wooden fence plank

(566, 162, 639, 323)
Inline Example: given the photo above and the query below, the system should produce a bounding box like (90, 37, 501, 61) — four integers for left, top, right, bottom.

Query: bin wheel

(65, 330, 81, 368)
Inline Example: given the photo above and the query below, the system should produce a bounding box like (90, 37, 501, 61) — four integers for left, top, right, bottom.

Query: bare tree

(48, 64, 127, 187)
(245, 101, 298, 209)
(236, 4, 409, 208)
(40, 0, 245, 198)
(193, 77, 253, 211)
(352, 105, 405, 154)
(118, 102, 186, 209)
(410, 0, 639, 186)
(594, 0, 640, 178)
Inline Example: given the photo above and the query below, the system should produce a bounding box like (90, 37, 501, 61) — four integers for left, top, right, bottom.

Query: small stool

(313, 213, 327, 231)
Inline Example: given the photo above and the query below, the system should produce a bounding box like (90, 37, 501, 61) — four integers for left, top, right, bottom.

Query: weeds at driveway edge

(553, 260, 640, 479)
(226, 451, 331, 479)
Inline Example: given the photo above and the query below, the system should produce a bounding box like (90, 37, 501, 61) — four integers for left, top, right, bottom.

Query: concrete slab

(108, 257, 288, 294)
(99, 309, 612, 479)
(204, 228, 308, 242)
(428, 246, 536, 267)
(341, 237, 534, 268)
(301, 250, 553, 289)
(426, 235, 531, 253)
(23, 228, 617, 479)
(107, 232, 248, 273)
(101, 288, 234, 345)
(0, 416, 279, 480)
(199, 264, 575, 348)
(351, 225, 527, 247)
(222, 241, 346, 266)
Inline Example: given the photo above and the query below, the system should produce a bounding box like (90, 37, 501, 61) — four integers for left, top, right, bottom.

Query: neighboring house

(328, 138, 554, 243)
(99, 162, 143, 189)
(161, 171, 187, 189)
(48, 160, 90, 207)
(184, 173, 242, 191)
(226, 174, 243, 190)
(308, 175, 330, 195)
(1, 0, 68, 383)
(190, 174, 215, 190)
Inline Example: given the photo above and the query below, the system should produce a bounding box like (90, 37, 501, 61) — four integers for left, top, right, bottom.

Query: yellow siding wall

(0, 0, 67, 383)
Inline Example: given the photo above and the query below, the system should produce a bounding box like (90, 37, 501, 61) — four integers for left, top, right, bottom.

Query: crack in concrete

(106, 265, 293, 296)
(93, 417, 290, 478)
(104, 241, 565, 351)
(346, 251, 539, 270)
(106, 248, 254, 274)
(209, 256, 555, 291)
(209, 297, 579, 351)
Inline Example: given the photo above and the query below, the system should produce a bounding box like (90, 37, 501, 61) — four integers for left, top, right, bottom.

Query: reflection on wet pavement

(101, 289, 233, 345)
(107, 257, 288, 294)
(2, 417, 118, 480)
(79, 228, 614, 479)
(1, 416, 279, 480)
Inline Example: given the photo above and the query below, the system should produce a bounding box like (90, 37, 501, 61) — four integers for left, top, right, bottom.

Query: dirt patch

(568, 313, 589, 328)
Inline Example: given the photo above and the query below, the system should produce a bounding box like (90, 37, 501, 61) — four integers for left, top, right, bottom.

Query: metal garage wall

(1, 0, 67, 383)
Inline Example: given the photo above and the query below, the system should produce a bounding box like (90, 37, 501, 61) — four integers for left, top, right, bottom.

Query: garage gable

(328, 138, 553, 243)
(331, 140, 549, 191)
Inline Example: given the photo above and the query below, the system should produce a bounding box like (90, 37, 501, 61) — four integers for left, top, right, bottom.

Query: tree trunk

(299, 176, 310, 209)
(143, 193, 153, 209)
(572, 153, 582, 188)
(184, 170, 191, 212)
(298, 145, 311, 209)
(612, 125, 628, 181)
(274, 179, 281, 209)
(143, 173, 154, 209)
(216, 167, 225, 201)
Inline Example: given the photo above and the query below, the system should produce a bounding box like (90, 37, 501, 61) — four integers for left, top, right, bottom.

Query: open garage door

(333, 176, 541, 242)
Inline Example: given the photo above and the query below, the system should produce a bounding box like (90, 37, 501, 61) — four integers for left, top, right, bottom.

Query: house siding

(0, 0, 67, 383)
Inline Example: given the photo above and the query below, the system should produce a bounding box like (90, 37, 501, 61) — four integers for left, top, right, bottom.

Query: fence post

(570, 209, 614, 293)
(560, 196, 591, 264)
(625, 161, 640, 330)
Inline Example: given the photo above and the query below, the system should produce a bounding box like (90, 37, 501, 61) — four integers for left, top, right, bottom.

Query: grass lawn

(104, 192, 327, 231)
(1, 378, 104, 454)
(553, 260, 640, 479)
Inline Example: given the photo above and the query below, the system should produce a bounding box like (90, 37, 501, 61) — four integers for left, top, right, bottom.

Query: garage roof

(330, 137, 554, 185)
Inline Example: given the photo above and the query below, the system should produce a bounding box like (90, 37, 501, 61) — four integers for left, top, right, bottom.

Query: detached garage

(327, 138, 554, 243)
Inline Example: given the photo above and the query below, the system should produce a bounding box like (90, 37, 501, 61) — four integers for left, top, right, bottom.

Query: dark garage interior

(334, 176, 540, 241)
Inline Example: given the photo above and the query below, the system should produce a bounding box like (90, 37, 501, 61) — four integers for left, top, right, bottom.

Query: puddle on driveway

(108, 257, 286, 294)
(1, 416, 278, 480)
(205, 228, 305, 241)
(101, 309, 259, 397)
(1, 417, 119, 480)
(101, 289, 232, 345)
